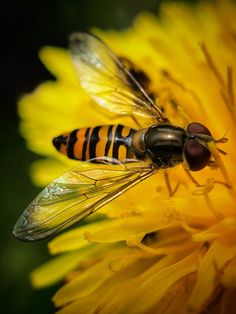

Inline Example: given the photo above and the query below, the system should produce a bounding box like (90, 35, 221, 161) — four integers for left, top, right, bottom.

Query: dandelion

(19, 1, 236, 313)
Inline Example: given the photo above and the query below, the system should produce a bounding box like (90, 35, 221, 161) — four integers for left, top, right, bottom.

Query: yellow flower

(19, 1, 236, 313)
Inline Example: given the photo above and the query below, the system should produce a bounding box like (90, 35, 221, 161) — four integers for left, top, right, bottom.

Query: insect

(13, 33, 226, 241)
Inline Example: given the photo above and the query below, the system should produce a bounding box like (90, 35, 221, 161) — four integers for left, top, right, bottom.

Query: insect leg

(183, 168, 202, 188)
(163, 171, 181, 196)
(213, 180, 232, 189)
(184, 166, 231, 191)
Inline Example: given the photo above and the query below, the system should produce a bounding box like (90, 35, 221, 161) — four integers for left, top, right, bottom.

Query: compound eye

(187, 122, 212, 136)
(184, 139, 211, 171)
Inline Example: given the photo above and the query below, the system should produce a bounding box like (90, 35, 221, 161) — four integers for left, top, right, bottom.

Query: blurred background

(1, 0, 199, 313)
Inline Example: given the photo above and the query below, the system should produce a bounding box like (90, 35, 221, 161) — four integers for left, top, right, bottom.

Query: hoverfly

(13, 33, 226, 241)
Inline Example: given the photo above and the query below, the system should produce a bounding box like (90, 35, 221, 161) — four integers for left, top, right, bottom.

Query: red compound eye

(187, 122, 212, 136)
(185, 122, 212, 171)
(184, 139, 211, 171)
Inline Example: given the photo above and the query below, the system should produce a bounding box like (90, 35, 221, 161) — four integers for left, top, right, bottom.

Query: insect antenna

(213, 129, 228, 144)
(216, 147, 227, 155)
(213, 130, 228, 155)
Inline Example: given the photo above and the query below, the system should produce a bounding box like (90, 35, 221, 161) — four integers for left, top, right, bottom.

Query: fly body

(53, 122, 213, 171)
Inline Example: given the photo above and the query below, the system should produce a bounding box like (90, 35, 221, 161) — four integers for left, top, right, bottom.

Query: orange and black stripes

(53, 125, 139, 162)
(104, 125, 113, 156)
(67, 129, 78, 159)
(112, 125, 135, 160)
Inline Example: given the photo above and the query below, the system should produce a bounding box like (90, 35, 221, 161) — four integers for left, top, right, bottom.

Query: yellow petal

(192, 216, 236, 242)
(31, 245, 99, 288)
(48, 219, 112, 254)
(148, 273, 196, 314)
(53, 248, 138, 306)
(220, 288, 236, 314)
(39, 47, 77, 83)
(30, 158, 76, 187)
(55, 251, 155, 314)
(18, 81, 109, 157)
(188, 234, 236, 312)
(103, 250, 199, 314)
(221, 256, 236, 288)
(83, 213, 177, 244)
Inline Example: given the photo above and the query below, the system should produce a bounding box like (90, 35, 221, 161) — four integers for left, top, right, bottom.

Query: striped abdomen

(53, 125, 138, 162)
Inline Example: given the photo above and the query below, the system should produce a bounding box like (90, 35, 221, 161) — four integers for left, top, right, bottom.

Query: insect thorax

(144, 124, 186, 168)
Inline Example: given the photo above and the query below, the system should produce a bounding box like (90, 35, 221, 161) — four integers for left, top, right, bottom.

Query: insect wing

(13, 161, 154, 241)
(70, 32, 166, 121)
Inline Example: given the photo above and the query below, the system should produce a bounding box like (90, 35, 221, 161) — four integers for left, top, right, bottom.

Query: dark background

(1, 0, 199, 313)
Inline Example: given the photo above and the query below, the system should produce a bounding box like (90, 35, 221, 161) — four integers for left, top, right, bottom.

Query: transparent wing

(70, 32, 167, 121)
(13, 161, 154, 241)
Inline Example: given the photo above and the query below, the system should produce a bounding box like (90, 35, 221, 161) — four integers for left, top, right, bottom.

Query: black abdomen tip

(52, 135, 67, 151)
